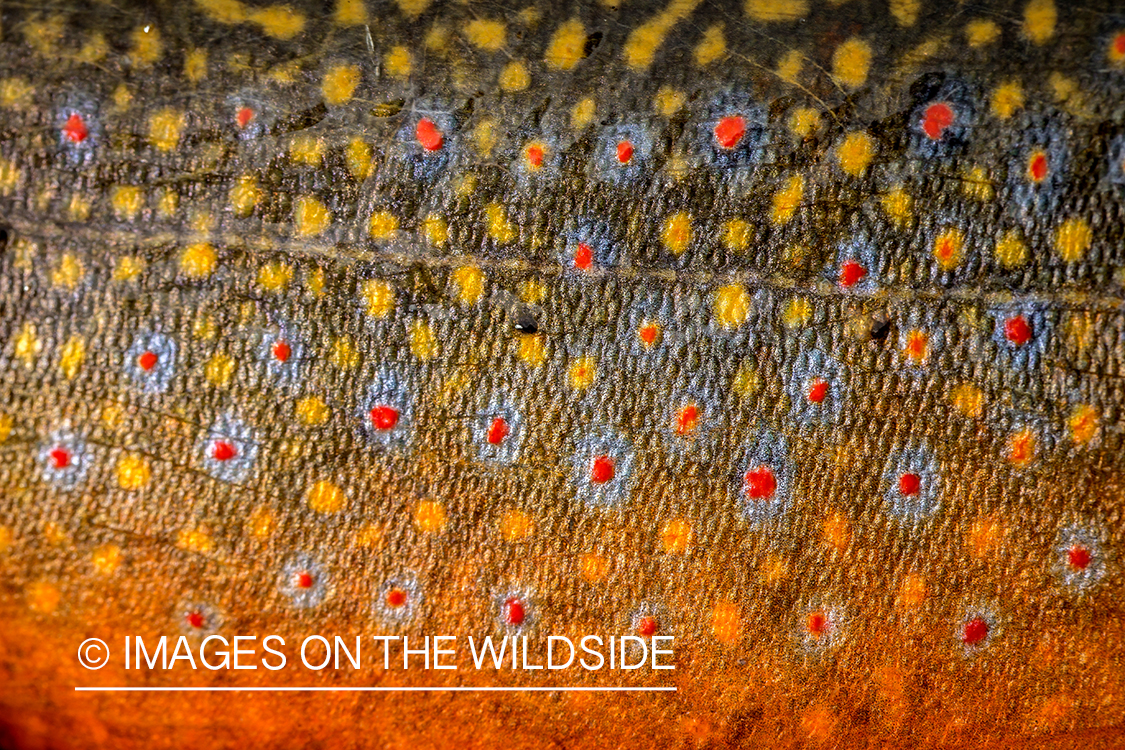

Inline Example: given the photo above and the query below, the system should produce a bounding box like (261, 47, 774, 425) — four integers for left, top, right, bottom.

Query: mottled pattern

(1, 0, 1125, 747)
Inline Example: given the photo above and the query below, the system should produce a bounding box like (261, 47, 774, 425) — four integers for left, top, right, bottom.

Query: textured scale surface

(1, 0, 1125, 747)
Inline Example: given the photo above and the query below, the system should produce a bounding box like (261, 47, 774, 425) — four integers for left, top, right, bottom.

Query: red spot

(415, 118, 444, 152)
(899, 472, 922, 497)
(675, 404, 699, 435)
(921, 102, 955, 140)
(807, 379, 829, 404)
(1028, 152, 1049, 182)
(714, 115, 747, 149)
(962, 616, 989, 645)
(236, 107, 254, 129)
(1114, 32, 1125, 56)
(503, 596, 525, 626)
(590, 455, 615, 484)
(635, 616, 658, 637)
(574, 242, 593, 270)
(638, 324, 658, 345)
(272, 340, 291, 363)
(137, 350, 159, 372)
(615, 140, 634, 164)
(839, 260, 866, 288)
(487, 417, 509, 446)
(1004, 315, 1033, 346)
(295, 571, 314, 589)
(211, 441, 237, 462)
(186, 611, 205, 629)
(744, 466, 777, 501)
(525, 144, 544, 167)
(385, 588, 407, 608)
(1068, 545, 1092, 571)
(807, 610, 828, 637)
(49, 447, 71, 469)
(370, 405, 399, 431)
(63, 113, 88, 144)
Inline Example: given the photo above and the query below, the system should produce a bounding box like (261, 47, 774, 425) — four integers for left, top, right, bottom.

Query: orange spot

(638, 322, 659, 346)
(711, 601, 742, 643)
(713, 115, 746, 149)
(236, 107, 254, 128)
(675, 403, 699, 435)
(904, 330, 929, 363)
(1028, 151, 1049, 182)
(1006, 428, 1036, 467)
(525, 144, 544, 167)
(415, 118, 443, 151)
(615, 140, 634, 164)
(896, 573, 927, 610)
(659, 518, 692, 553)
(921, 102, 954, 140)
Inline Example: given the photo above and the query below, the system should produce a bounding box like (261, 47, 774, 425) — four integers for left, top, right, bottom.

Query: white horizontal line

(75, 686, 676, 692)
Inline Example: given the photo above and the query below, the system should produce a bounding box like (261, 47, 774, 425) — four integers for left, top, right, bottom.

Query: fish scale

(1, 0, 1125, 747)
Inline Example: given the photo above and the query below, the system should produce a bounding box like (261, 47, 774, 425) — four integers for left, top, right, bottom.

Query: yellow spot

(775, 50, 804, 84)
(26, 581, 60, 614)
(991, 81, 1024, 120)
(176, 527, 214, 554)
(368, 209, 399, 240)
(572, 97, 596, 128)
(44, 523, 67, 547)
(836, 132, 875, 177)
(422, 214, 448, 246)
(745, 0, 807, 22)
(662, 212, 692, 255)
(520, 279, 547, 305)
(0, 78, 33, 109)
(760, 555, 788, 584)
(654, 87, 685, 117)
(889, 0, 920, 26)
(14, 323, 40, 367)
(59, 336, 85, 380)
(904, 329, 929, 364)
(116, 453, 151, 491)
(185, 49, 208, 81)
(1111, 32, 1125, 66)
(499, 510, 534, 541)
(111, 185, 144, 221)
(147, 109, 184, 152)
(950, 383, 984, 418)
(91, 544, 121, 575)
(624, 0, 702, 70)
(158, 190, 178, 218)
(967, 515, 1007, 558)
(335, 0, 367, 24)
(1023, 0, 1056, 45)
(229, 175, 260, 216)
(330, 338, 360, 370)
(395, 0, 430, 17)
(0, 414, 11, 445)
(517, 333, 547, 367)
(1069, 404, 1099, 445)
(322, 64, 360, 105)
(466, 19, 506, 51)
(306, 480, 346, 514)
(896, 573, 927, 609)
(180, 243, 216, 278)
(722, 219, 753, 253)
(713, 284, 751, 329)
(545, 19, 587, 70)
(295, 196, 331, 237)
(800, 706, 837, 743)
(415, 500, 446, 533)
(296, 396, 330, 425)
(0, 157, 19, 197)
(822, 512, 850, 550)
(961, 166, 995, 201)
(258, 262, 292, 292)
(660, 518, 692, 553)
(51, 255, 84, 290)
(195, 0, 249, 24)
(112, 84, 133, 111)
(354, 523, 384, 547)
(289, 134, 324, 166)
(771, 175, 802, 225)
(76, 32, 109, 65)
(995, 230, 1028, 268)
(205, 353, 236, 386)
(832, 38, 872, 90)
(711, 600, 742, 644)
(732, 360, 761, 397)
(486, 203, 517, 244)
(932, 228, 964, 270)
(409, 321, 438, 360)
(499, 61, 530, 92)
(248, 506, 276, 538)
(385, 46, 412, 78)
(191, 209, 216, 233)
(451, 266, 485, 305)
(782, 298, 812, 328)
(1054, 218, 1091, 262)
(568, 356, 597, 390)
(67, 194, 91, 222)
(578, 553, 609, 582)
(130, 25, 162, 67)
(1006, 428, 1037, 468)
(880, 186, 912, 225)
(694, 24, 726, 66)
(249, 6, 306, 40)
(346, 139, 373, 180)
(966, 19, 1001, 47)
